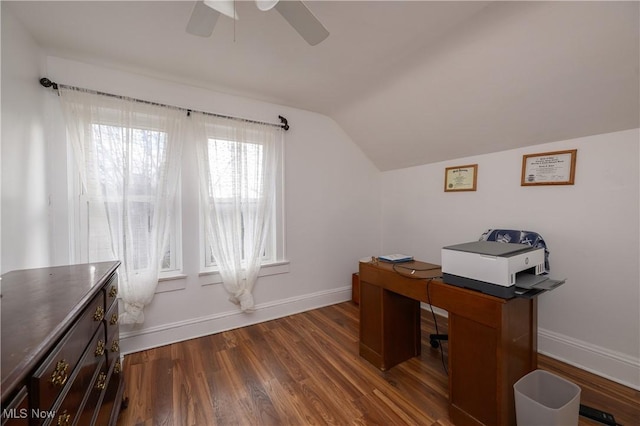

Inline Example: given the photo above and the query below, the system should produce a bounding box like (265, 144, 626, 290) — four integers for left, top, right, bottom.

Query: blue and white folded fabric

(480, 229, 550, 272)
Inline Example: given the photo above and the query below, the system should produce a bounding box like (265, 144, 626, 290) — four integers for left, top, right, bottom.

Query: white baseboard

(120, 286, 352, 355)
(538, 327, 640, 391)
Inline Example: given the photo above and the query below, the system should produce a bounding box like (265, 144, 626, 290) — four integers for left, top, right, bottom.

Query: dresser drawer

(1, 387, 28, 426)
(73, 357, 109, 426)
(104, 274, 119, 313)
(30, 291, 105, 413)
(42, 328, 107, 426)
(93, 361, 123, 426)
(105, 302, 120, 369)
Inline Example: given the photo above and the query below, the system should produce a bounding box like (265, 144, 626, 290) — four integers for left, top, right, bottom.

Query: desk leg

(383, 290, 421, 369)
(359, 281, 421, 370)
(447, 298, 537, 426)
(360, 280, 383, 368)
(448, 314, 499, 426)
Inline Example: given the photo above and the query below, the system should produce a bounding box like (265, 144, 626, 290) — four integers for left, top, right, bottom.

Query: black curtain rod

(39, 77, 289, 131)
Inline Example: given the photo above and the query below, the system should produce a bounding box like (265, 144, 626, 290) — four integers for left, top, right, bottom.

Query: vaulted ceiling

(5, 1, 639, 170)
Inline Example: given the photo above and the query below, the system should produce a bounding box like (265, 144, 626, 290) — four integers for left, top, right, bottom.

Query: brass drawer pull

(114, 360, 122, 374)
(95, 340, 105, 357)
(111, 339, 120, 353)
(109, 285, 118, 298)
(110, 313, 118, 325)
(95, 372, 107, 390)
(50, 360, 70, 386)
(57, 410, 71, 426)
(93, 306, 104, 322)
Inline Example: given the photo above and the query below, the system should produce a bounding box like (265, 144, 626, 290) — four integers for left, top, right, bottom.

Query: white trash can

(514, 369, 581, 426)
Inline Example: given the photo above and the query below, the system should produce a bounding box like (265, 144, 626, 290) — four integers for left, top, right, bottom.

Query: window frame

(68, 122, 183, 278)
(199, 134, 287, 278)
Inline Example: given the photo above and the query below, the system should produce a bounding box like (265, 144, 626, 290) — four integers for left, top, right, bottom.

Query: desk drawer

(429, 280, 502, 327)
(359, 263, 379, 285)
(31, 291, 105, 413)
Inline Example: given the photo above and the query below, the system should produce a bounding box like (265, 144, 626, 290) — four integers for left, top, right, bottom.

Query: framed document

(521, 149, 577, 186)
(444, 164, 477, 192)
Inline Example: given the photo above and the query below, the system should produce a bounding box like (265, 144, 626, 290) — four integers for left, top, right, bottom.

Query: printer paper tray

(515, 273, 566, 290)
(514, 287, 545, 299)
(515, 277, 566, 299)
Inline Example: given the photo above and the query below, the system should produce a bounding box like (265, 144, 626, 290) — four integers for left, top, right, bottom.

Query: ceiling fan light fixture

(256, 0, 279, 11)
(188, 0, 328, 46)
(204, 0, 239, 20)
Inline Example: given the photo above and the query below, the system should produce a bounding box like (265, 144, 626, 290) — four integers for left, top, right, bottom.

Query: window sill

(199, 260, 290, 287)
(156, 273, 188, 293)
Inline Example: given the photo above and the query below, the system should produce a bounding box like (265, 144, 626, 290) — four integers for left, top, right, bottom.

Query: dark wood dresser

(1, 262, 124, 426)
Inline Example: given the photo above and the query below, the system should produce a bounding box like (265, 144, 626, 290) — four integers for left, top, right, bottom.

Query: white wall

(42, 57, 382, 353)
(0, 5, 54, 273)
(381, 129, 640, 389)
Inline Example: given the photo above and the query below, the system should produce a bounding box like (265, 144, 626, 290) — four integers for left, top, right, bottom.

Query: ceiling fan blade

(256, 0, 279, 12)
(204, 0, 239, 20)
(186, 1, 220, 37)
(274, 0, 329, 46)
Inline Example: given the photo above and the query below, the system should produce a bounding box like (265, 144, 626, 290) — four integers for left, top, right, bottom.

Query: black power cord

(426, 278, 448, 376)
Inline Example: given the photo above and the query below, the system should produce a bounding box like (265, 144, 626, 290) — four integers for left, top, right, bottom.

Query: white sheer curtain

(193, 113, 281, 311)
(59, 88, 184, 324)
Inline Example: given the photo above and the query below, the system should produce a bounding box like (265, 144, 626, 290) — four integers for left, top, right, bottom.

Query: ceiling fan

(186, 0, 330, 46)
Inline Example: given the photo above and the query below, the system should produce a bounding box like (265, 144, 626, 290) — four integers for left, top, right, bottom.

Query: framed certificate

(521, 149, 577, 186)
(444, 164, 478, 192)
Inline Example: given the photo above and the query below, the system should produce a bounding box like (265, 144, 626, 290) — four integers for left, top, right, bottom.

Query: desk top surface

(359, 258, 513, 308)
(361, 259, 442, 279)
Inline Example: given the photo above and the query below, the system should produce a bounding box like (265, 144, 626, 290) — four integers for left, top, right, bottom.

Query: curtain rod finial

(279, 115, 289, 131)
(39, 77, 58, 90)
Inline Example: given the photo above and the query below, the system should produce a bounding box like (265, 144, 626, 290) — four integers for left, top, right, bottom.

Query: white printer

(441, 240, 548, 298)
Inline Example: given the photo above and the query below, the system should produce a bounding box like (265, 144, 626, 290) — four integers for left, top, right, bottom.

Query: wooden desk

(359, 260, 537, 426)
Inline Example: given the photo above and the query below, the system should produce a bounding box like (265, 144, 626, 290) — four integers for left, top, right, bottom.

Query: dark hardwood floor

(117, 301, 639, 425)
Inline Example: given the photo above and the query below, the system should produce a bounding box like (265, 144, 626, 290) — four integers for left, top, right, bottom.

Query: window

(72, 122, 181, 275)
(197, 118, 285, 276)
(202, 138, 277, 269)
